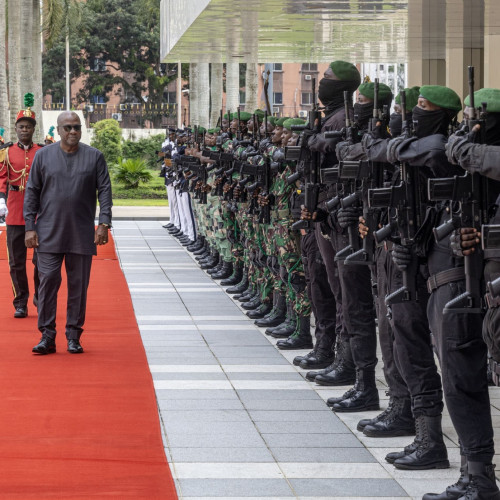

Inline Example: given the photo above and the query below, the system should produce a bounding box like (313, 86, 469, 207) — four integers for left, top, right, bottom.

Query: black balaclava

(318, 79, 358, 115)
(389, 110, 413, 137)
(353, 102, 373, 129)
(412, 106, 454, 138)
(484, 113, 500, 146)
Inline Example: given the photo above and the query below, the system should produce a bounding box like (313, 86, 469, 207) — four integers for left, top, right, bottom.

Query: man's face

(247, 119, 254, 132)
(417, 97, 441, 111)
(357, 94, 373, 104)
(230, 119, 238, 135)
(57, 114, 82, 148)
(287, 132, 299, 146)
(15, 119, 35, 144)
(260, 122, 274, 136)
(281, 128, 293, 146)
(272, 126, 283, 144)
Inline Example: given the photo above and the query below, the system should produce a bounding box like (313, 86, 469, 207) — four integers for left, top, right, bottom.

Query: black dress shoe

(32, 336, 56, 355)
(67, 339, 84, 354)
(33, 295, 38, 308)
(163, 223, 174, 229)
(14, 306, 28, 318)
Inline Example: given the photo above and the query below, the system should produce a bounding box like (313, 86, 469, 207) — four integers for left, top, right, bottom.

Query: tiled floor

(113, 220, 500, 500)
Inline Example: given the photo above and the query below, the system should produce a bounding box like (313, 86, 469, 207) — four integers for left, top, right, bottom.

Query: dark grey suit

(24, 142, 112, 340)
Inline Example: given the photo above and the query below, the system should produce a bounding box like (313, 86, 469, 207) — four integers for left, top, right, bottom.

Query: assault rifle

(428, 66, 496, 313)
(368, 90, 423, 304)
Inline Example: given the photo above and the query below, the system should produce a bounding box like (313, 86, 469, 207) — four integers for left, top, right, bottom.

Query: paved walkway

(112, 219, 500, 500)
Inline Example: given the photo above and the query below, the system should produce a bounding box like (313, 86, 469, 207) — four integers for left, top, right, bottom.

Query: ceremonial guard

(0, 93, 43, 317)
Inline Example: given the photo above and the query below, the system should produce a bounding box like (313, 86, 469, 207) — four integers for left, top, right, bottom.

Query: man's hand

(450, 227, 480, 257)
(0, 198, 8, 217)
(25, 230, 38, 248)
(359, 216, 368, 239)
(95, 224, 109, 246)
(337, 207, 361, 228)
(392, 244, 412, 270)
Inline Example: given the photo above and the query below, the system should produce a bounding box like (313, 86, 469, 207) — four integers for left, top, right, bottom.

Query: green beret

(275, 117, 290, 127)
(329, 61, 361, 85)
(238, 111, 252, 121)
(253, 109, 265, 122)
(197, 126, 206, 133)
(419, 85, 462, 112)
(464, 88, 500, 113)
(395, 86, 421, 111)
(283, 118, 306, 130)
(207, 128, 220, 134)
(223, 113, 233, 120)
(358, 82, 393, 102)
(267, 116, 277, 126)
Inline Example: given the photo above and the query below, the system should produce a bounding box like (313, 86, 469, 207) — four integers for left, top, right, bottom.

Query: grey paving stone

(152, 372, 228, 381)
(237, 389, 323, 401)
(178, 479, 294, 497)
(262, 432, 363, 448)
(249, 410, 344, 423)
(169, 447, 275, 463)
(155, 389, 239, 400)
(167, 430, 266, 448)
(271, 447, 377, 463)
(255, 420, 350, 435)
(162, 410, 252, 423)
(290, 478, 408, 497)
(164, 420, 259, 435)
(218, 357, 291, 365)
(146, 356, 218, 365)
(158, 399, 245, 411)
(242, 399, 329, 411)
(227, 372, 305, 381)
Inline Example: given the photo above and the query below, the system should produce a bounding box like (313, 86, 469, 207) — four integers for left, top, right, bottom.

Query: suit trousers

(166, 184, 180, 228)
(6, 224, 39, 309)
(36, 252, 93, 340)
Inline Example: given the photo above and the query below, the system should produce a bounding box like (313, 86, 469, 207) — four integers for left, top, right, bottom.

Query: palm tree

(198, 62, 210, 129)
(244, 63, 259, 112)
(189, 63, 199, 126)
(32, 0, 44, 142)
(8, 0, 22, 131)
(0, 0, 9, 139)
(225, 60, 240, 113)
(209, 63, 223, 128)
(43, 0, 84, 110)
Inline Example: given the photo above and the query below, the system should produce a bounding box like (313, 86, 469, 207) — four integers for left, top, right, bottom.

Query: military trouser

(426, 215, 494, 463)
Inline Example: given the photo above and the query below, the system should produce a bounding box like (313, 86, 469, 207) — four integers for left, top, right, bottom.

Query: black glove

(392, 244, 412, 270)
(337, 207, 361, 228)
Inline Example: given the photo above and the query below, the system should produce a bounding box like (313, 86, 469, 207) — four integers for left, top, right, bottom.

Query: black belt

(427, 267, 465, 294)
(9, 185, 20, 191)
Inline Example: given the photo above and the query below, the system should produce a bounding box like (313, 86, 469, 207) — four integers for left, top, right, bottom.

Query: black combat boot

(207, 256, 224, 274)
(212, 261, 233, 280)
(362, 397, 415, 437)
(196, 242, 211, 260)
(194, 240, 210, 257)
(454, 462, 500, 500)
(327, 386, 357, 407)
(221, 263, 243, 286)
(241, 294, 262, 310)
(308, 337, 356, 385)
(422, 456, 469, 500)
(393, 414, 449, 470)
(331, 368, 380, 413)
(201, 251, 220, 270)
(227, 272, 249, 295)
(237, 286, 256, 302)
(268, 305, 296, 337)
(247, 301, 273, 319)
(255, 294, 286, 327)
(299, 334, 335, 369)
(357, 394, 394, 431)
(277, 316, 313, 351)
(187, 237, 204, 252)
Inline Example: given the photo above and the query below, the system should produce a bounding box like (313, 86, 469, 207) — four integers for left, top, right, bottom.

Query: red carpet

(0, 229, 178, 499)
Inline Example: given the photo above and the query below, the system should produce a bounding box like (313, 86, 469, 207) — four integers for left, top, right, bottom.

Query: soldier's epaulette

(0, 142, 14, 163)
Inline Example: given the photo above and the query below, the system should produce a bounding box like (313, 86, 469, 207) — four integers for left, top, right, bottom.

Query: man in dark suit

(24, 111, 112, 355)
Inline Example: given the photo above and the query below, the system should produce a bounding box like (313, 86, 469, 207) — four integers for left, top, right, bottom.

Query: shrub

(113, 158, 153, 189)
(122, 134, 164, 169)
(91, 119, 123, 165)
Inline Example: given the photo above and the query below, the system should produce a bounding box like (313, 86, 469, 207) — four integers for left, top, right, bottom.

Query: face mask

(353, 102, 374, 129)
(412, 106, 451, 138)
(318, 79, 346, 111)
(389, 113, 402, 137)
(485, 113, 500, 146)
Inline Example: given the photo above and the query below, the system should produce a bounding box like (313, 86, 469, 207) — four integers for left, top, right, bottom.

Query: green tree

(91, 119, 122, 165)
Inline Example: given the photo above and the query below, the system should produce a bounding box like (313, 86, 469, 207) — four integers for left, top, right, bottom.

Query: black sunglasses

(61, 125, 82, 132)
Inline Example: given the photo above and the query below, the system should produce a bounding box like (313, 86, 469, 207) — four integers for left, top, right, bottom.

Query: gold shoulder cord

(6, 147, 29, 191)
(0, 147, 7, 174)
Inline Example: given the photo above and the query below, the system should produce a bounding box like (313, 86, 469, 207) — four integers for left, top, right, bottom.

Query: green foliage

(112, 157, 153, 189)
(122, 135, 164, 169)
(91, 119, 123, 165)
